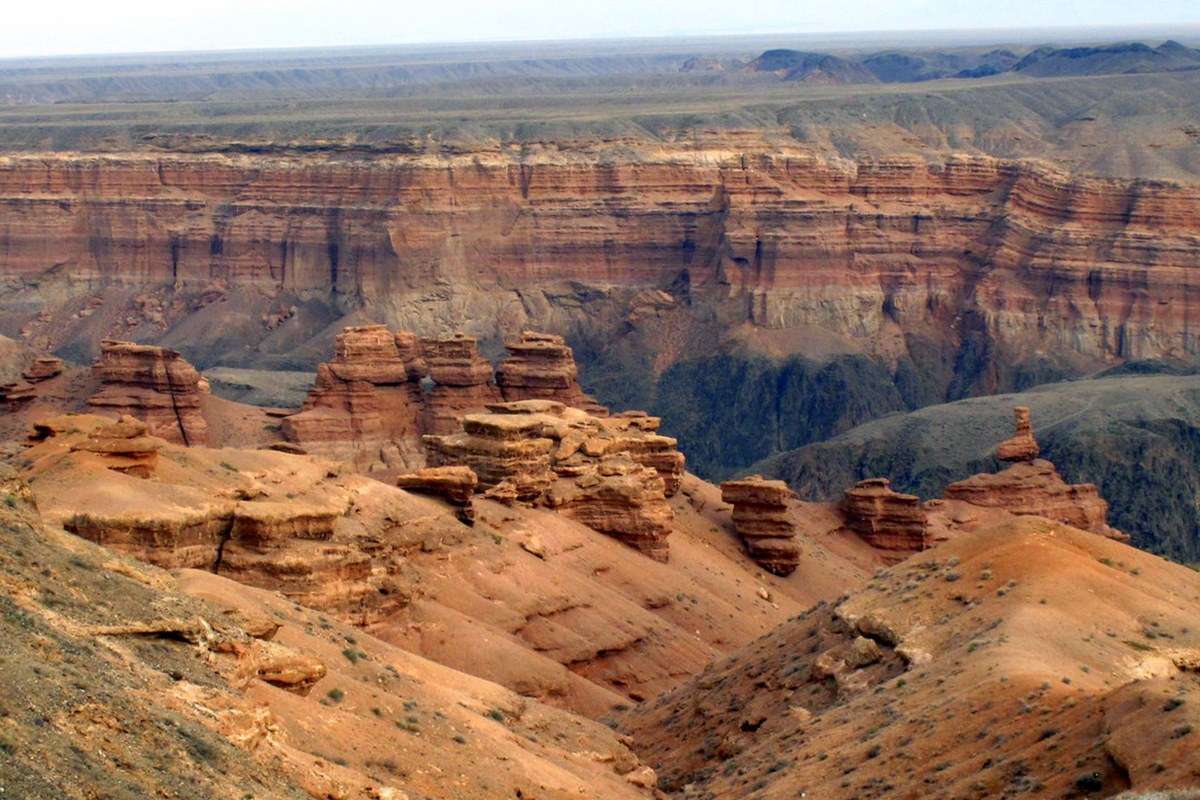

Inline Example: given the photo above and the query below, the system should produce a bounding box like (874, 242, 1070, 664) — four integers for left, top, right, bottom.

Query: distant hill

(1013, 40, 1200, 76)
(861, 48, 1018, 82)
(740, 40, 1200, 84)
(744, 49, 878, 83)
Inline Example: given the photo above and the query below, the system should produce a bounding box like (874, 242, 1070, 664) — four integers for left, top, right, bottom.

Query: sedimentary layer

(1, 145, 1198, 375)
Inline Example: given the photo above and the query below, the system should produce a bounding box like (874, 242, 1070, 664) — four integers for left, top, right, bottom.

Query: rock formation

(88, 340, 208, 446)
(22, 356, 63, 382)
(719, 475, 800, 575)
(421, 334, 502, 435)
(546, 455, 674, 562)
(496, 331, 607, 414)
(0, 379, 36, 407)
(944, 460, 1123, 539)
(840, 478, 931, 554)
(427, 399, 682, 558)
(70, 415, 162, 478)
(5, 147, 1200, 390)
(939, 407, 1125, 539)
(281, 324, 424, 471)
(396, 465, 479, 525)
(997, 406, 1039, 462)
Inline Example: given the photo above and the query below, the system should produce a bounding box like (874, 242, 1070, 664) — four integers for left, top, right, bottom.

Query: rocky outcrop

(421, 334, 502, 435)
(427, 399, 682, 558)
(997, 406, 1039, 462)
(0, 380, 36, 407)
(944, 459, 1124, 539)
(719, 475, 800, 575)
(546, 455, 673, 562)
(281, 324, 424, 471)
(71, 415, 162, 478)
(840, 478, 931, 554)
(22, 356, 63, 382)
(396, 465, 478, 525)
(496, 331, 607, 414)
(88, 340, 208, 446)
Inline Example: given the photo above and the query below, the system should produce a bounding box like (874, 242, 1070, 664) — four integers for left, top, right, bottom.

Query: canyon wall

(2, 144, 1199, 473)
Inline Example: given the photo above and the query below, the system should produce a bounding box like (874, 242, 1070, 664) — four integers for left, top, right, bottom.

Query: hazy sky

(4, 0, 1198, 58)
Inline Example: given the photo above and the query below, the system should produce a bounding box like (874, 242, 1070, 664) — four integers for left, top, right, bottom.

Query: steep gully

(2, 143, 1199, 476)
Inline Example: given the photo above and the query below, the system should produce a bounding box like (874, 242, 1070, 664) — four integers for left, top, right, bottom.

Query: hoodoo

(87, 340, 209, 446)
(840, 478, 931, 556)
(719, 475, 801, 575)
(496, 330, 607, 414)
(421, 334, 503, 435)
(281, 324, 425, 471)
(944, 408, 1125, 539)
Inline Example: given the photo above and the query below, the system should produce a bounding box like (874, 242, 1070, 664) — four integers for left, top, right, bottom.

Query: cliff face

(2, 146, 1198, 361)
(3, 144, 1200, 473)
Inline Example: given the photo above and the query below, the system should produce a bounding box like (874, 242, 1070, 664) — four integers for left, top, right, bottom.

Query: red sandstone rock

(282, 325, 424, 471)
(496, 331, 607, 414)
(944, 459, 1124, 539)
(396, 465, 479, 525)
(546, 455, 673, 562)
(71, 415, 162, 478)
(719, 475, 800, 576)
(88, 340, 208, 446)
(421, 334, 501, 435)
(22, 356, 63, 382)
(997, 406, 1039, 462)
(426, 399, 684, 559)
(841, 478, 931, 554)
(0, 380, 36, 407)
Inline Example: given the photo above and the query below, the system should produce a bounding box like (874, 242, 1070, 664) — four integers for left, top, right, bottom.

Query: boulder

(396, 465, 479, 525)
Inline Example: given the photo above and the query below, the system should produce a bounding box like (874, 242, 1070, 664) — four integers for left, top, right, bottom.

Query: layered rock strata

(421, 334, 502, 435)
(496, 331, 607, 414)
(70, 415, 162, 478)
(396, 465, 479, 525)
(4, 147, 1200, 382)
(944, 408, 1125, 539)
(88, 340, 209, 446)
(718, 475, 800, 575)
(944, 460, 1123, 539)
(281, 324, 424, 471)
(426, 399, 682, 559)
(840, 478, 931, 554)
(22, 356, 63, 382)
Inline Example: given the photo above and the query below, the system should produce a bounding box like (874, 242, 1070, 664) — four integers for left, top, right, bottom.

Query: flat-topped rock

(88, 340, 208, 446)
(22, 356, 63, 382)
(720, 475, 800, 575)
(70, 414, 162, 478)
(282, 324, 424, 471)
(396, 465, 479, 524)
(496, 330, 608, 415)
(841, 478, 931, 554)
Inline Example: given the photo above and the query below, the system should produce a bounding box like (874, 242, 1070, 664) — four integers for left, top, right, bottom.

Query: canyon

(2, 143, 1200, 480)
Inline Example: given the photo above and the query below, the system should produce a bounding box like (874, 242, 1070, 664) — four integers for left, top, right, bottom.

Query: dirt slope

(625, 516, 1200, 798)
